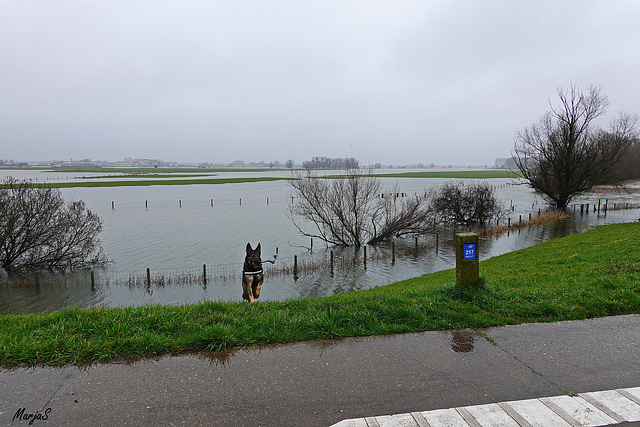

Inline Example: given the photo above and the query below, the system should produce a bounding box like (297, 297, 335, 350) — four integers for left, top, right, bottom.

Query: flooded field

(1, 169, 639, 313)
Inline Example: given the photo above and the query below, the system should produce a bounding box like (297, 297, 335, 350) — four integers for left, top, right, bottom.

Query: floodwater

(1, 168, 639, 313)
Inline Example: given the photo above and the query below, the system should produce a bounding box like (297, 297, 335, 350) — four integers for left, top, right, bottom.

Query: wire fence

(1, 198, 638, 290)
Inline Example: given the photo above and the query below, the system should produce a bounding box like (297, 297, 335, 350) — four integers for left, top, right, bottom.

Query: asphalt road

(1, 314, 639, 426)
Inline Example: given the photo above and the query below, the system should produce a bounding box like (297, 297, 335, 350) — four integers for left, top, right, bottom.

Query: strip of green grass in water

(1, 222, 638, 368)
(43, 177, 290, 188)
(80, 174, 217, 179)
(41, 167, 281, 174)
(373, 170, 521, 179)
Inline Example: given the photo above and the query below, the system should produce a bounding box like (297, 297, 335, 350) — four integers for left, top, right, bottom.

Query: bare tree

(430, 181, 505, 226)
(0, 178, 107, 273)
(513, 84, 639, 209)
(287, 169, 433, 246)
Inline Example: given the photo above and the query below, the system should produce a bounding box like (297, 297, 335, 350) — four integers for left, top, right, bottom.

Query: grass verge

(1, 222, 638, 368)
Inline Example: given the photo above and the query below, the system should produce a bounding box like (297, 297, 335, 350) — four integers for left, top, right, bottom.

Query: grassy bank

(1, 222, 638, 368)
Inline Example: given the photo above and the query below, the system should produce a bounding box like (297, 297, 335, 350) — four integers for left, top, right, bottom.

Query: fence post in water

(392, 241, 396, 264)
(293, 255, 298, 276)
(203, 264, 207, 286)
(436, 232, 439, 253)
(112, 201, 115, 210)
(90, 270, 95, 290)
(211, 199, 214, 207)
(145, 200, 148, 209)
(179, 200, 182, 208)
(363, 246, 367, 269)
(508, 217, 511, 227)
(267, 197, 269, 205)
(330, 250, 334, 274)
(146, 268, 151, 287)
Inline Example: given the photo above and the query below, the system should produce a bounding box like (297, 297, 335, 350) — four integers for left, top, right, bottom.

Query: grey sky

(2, 1, 639, 166)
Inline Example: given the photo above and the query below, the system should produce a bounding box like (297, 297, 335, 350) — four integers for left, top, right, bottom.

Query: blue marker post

(456, 232, 479, 287)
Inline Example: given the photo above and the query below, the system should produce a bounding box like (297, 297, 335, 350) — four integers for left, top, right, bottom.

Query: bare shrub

(430, 181, 505, 226)
(0, 178, 107, 273)
(287, 169, 434, 246)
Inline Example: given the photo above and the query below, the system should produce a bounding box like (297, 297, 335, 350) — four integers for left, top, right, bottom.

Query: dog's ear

(256, 243, 261, 253)
(246, 243, 252, 253)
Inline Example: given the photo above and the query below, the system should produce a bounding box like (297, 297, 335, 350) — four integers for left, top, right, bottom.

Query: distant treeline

(302, 156, 359, 170)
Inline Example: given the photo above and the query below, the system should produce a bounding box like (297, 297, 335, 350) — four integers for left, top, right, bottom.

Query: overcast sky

(2, 1, 639, 166)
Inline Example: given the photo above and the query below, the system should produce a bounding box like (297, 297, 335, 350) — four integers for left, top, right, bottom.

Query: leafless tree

(430, 181, 505, 226)
(0, 178, 107, 273)
(513, 84, 639, 209)
(287, 169, 434, 246)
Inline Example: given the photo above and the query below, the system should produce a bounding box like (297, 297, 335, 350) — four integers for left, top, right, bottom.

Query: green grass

(1, 222, 638, 368)
(373, 170, 521, 179)
(80, 174, 218, 179)
(43, 177, 290, 188)
(41, 167, 281, 174)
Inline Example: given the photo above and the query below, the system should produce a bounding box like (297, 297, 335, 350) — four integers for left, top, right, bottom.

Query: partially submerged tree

(0, 178, 107, 273)
(513, 84, 639, 209)
(430, 181, 505, 226)
(287, 169, 434, 246)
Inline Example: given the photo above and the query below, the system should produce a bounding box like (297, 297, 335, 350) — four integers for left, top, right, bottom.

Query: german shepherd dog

(242, 243, 263, 302)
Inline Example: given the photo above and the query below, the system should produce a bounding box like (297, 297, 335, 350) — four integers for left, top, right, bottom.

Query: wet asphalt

(1, 314, 638, 426)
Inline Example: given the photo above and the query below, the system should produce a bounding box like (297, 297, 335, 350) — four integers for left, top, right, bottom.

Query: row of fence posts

(90, 199, 630, 287)
(111, 198, 276, 209)
(573, 201, 609, 214)
(88, 237, 426, 288)
(109, 198, 629, 214)
(85, 220, 518, 288)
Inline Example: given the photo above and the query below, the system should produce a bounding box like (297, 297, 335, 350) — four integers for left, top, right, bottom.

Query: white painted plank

(376, 413, 419, 427)
(506, 399, 572, 427)
(619, 387, 640, 406)
(585, 389, 640, 421)
(624, 386, 640, 401)
(544, 395, 616, 426)
(464, 403, 520, 427)
(422, 408, 469, 426)
(332, 419, 368, 427)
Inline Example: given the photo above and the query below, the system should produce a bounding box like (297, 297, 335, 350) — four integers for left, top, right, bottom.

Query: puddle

(451, 330, 476, 353)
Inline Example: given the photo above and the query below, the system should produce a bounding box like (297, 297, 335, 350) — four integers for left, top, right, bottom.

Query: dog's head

(245, 243, 262, 268)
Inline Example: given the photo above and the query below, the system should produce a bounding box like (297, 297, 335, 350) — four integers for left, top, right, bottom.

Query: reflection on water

(1, 170, 639, 314)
